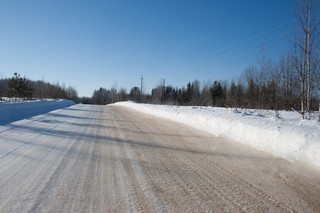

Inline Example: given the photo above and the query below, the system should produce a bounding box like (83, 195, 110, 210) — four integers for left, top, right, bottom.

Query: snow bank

(0, 99, 74, 125)
(116, 102, 320, 170)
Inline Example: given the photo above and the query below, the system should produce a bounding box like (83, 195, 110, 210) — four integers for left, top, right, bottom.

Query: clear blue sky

(0, 0, 295, 97)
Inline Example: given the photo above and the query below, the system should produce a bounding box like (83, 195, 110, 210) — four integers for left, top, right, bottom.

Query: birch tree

(295, 0, 320, 119)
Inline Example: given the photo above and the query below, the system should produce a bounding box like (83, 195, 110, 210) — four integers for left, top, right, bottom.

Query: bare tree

(295, 0, 320, 119)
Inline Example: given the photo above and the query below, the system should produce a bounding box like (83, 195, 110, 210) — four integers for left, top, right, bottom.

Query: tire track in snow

(112, 105, 320, 212)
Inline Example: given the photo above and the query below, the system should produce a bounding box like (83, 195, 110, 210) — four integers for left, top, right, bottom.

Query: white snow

(115, 101, 320, 170)
(0, 99, 74, 125)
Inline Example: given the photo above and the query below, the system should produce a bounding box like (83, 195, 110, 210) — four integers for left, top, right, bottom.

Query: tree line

(146, 51, 320, 111)
(0, 72, 78, 102)
(82, 86, 142, 105)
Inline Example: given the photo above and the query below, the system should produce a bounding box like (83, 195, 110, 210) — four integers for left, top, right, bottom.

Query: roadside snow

(115, 102, 320, 170)
(0, 99, 74, 125)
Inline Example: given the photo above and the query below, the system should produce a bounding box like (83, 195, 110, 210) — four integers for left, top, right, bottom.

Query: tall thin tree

(295, 0, 320, 119)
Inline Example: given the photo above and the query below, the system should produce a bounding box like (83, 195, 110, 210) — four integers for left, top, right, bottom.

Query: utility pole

(140, 75, 143, 102)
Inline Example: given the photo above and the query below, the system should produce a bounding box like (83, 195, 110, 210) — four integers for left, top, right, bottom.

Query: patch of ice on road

(115, 101, 320, 170)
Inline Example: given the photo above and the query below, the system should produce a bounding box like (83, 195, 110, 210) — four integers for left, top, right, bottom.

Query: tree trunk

(301, 44, 306, 119)
(306, 0, 312, 120)
(319, 103, 320, 122)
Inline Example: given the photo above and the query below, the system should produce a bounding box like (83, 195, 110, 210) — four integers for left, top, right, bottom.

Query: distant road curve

(0, 104, 319, 212)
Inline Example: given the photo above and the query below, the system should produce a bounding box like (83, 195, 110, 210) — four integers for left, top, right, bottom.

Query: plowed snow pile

(116, 102, 320, 170)
(0, 99, 74, 125)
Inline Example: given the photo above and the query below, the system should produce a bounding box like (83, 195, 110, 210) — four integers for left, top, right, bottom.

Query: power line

(163, 19, 295, 74)
(186, 29, 296, 71)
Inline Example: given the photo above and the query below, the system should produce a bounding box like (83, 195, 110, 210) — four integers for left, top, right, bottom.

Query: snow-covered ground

(0, 99, 74, 125)
(116, 101, 320, 170)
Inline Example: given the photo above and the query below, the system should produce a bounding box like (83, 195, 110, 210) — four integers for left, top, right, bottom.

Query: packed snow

(0, 99, 74, 125)
(116, 101, 320, 170)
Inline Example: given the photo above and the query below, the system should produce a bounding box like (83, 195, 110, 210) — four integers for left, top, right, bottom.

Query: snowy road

(1, 104, 320, 212)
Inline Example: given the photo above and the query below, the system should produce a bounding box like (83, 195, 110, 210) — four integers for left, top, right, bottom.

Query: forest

(88, 48, 320, 113)
(0, 73, 78, 102)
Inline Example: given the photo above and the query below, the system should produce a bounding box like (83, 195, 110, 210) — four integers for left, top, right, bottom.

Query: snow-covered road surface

(1, 104, 320, 212)
(115, 102, 320, 170)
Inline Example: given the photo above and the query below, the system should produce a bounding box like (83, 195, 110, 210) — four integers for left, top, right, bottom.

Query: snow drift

(116, 102, 320, 170)
(0, 99, 74, 125)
